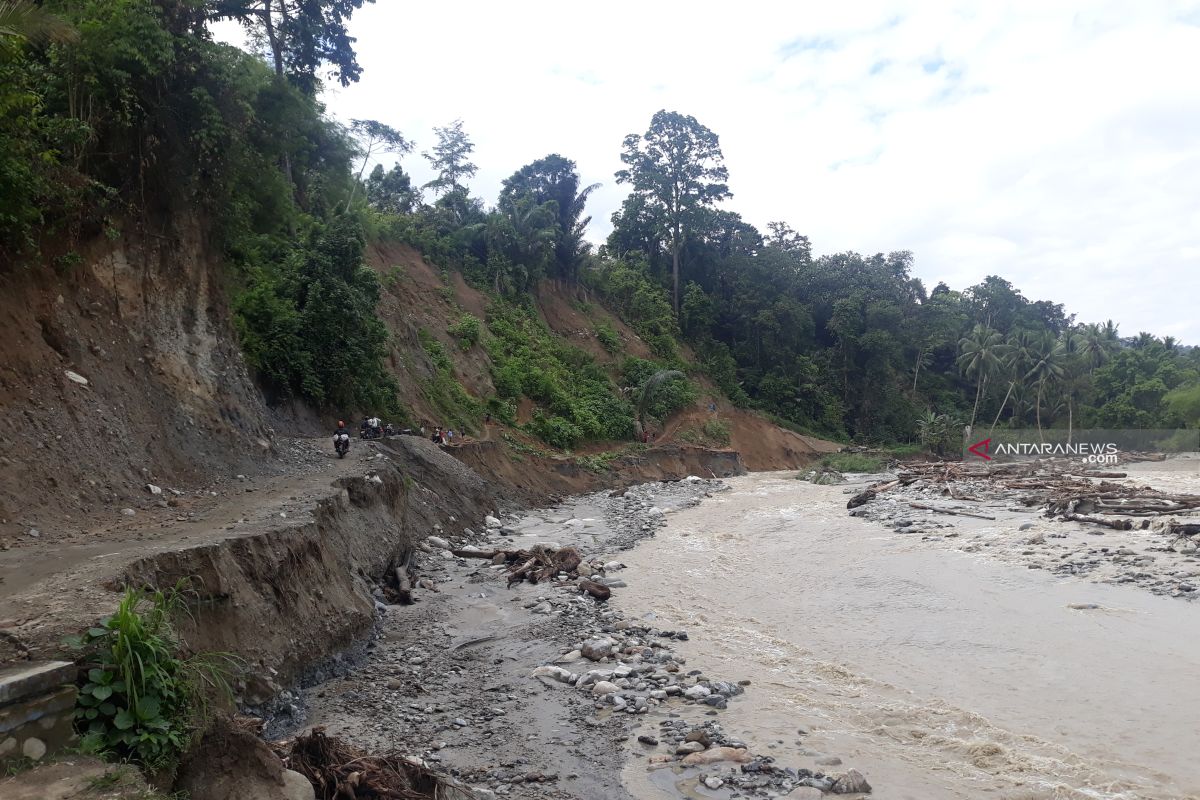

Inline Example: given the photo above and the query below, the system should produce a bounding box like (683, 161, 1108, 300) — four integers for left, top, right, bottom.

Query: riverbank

(617, 470, 1200, 800)
(294, 477, 872, 799)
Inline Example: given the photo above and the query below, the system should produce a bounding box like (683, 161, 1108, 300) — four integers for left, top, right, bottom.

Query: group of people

(430, 425, 456, 445)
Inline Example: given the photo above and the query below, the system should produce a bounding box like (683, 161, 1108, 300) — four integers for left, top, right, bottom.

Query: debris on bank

(846, 458, 1200, 598)
(277, 727, 475, 799)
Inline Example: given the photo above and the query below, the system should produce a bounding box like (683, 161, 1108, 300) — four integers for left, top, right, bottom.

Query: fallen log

(578, 579, 611, 601)
(909, 502, 996, 521)
(1063, 513, 1133, 530)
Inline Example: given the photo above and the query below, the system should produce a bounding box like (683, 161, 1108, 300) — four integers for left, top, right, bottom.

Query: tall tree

(364, 164, 418, 215)
(344, 119, 411, 212)
(499, 154, 599, 282)
(1024, 332, 1065, 439)
(957, 325, 1004, 429)
(207, 0, 373, 94)
(423, 119, 477, 197)
(616, 110, 730, 314)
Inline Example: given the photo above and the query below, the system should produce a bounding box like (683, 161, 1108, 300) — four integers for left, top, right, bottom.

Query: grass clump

(69, 583, 238, 772)
(819, 452, 886, 473)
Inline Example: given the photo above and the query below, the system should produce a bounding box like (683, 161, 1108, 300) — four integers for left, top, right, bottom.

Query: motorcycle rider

(333, 420, 351, 455)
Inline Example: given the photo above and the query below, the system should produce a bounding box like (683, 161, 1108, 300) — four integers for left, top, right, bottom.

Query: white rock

(530, 601, 554, 614)
(592, 681, 619, 695)
(484, 515, 502, 529)
(683, 685, 711, 700)
(685, 475, 703, 482)
(703, 776, 724, 789)
(281, 769, 316, 800)
(427, 535, 450, 550)
(64, 370, 89, 386)
(554, 650, 582, 664)
(790, 789, 825, 800)
(21, 737, 47, 760)
(604, 561, 624, 571)
(531, 665, 574, 684)
(146, 484, 163, 495)
(121, 508, 136, 517)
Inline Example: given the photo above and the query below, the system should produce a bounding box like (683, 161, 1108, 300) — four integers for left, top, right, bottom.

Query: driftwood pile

(451, 544, 613, 600)
(278, 727, 473, 800)
(848, 460, 1200, 535)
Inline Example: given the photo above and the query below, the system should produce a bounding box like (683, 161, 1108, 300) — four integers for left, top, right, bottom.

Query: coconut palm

(956, 325, 1004, 429)
(0, 1, 77, 43)
(1024, 332, 1066, 440)
(1076, 323, 1113, 374)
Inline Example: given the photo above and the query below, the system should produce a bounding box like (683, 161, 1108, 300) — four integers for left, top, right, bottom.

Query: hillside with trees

(2, 0, 1196, 464)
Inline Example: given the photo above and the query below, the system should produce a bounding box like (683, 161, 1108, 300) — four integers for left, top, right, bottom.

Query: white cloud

(224, 0, 1200, 342)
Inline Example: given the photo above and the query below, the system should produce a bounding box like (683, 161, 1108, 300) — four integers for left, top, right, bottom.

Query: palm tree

(637, 369, 685, 433)
(1076, 323, 1113, 374)
(957, 325, 1004, 429)
(1101, 319, 1120, 342)
(1024, 332, 1065, 440)
(0, 1, 77, 43)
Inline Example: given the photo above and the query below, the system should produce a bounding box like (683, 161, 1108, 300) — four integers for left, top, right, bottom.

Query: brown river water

(617, 472, 1200, 800)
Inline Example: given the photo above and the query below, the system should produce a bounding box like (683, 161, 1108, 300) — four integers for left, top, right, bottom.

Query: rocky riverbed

(284, 477, 873, 799)
(843, 460, 1200, 600)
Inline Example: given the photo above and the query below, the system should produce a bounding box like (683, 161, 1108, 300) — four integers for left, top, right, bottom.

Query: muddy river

(617, 472, 1200, 800)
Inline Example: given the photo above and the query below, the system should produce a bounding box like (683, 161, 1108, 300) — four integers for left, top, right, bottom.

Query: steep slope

(361, 241, 840, 464)
(0, 220, 275, 544)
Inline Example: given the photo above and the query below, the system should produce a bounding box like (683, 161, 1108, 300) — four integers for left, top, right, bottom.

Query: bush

(595, 321, 620, 354)
(234, 218, 402, 414)
(486, 301, 635, 448)
(529, 410, 583, 450)
(71, 584, 236, 771)
(449, 313, 482, 349)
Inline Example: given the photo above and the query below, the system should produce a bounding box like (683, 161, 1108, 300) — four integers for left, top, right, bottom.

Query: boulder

(832, 768, 872, 794)
(581, 639, 613, 661)
(591, 681, 619, 695)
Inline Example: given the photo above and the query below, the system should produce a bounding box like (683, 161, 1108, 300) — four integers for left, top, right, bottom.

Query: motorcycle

(334, 432, 351, 458)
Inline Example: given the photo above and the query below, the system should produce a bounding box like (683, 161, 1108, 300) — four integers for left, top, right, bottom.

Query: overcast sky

(221, 1, 1200, 343)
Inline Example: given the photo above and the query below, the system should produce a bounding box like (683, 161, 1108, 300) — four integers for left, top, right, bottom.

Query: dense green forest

(3, 0, 1197, 450)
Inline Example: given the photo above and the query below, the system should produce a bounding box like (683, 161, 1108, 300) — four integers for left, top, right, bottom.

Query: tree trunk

(969, 375, 983, 428)
(989, 380, 1015, 436)
(343, 136, 375, 214)
(1035, 381, 1044, 442)
(912, 347, 924, 393)
(1067, 396, 1074, 445)
(671, 240, 681, 315)
(262, 0, 284, 78)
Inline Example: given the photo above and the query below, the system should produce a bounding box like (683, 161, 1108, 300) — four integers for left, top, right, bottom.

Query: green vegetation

(70, 584, 236, 772)
(3, 3, 1194, 448)
(818, 452, 886, 473)
(677, 418, 731, 447)
(595, 320, 620, 354)
(702, 418, 731, 446)
(574, 450, 622, 473)
(417, 329, 482, 432)
(449, 312, 482, 348)
(486, 302, 635, 449)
